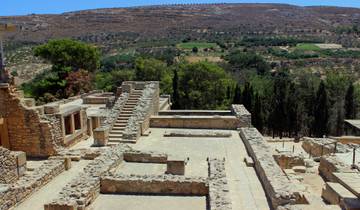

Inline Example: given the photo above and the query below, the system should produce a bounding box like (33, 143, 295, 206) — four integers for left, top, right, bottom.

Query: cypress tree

(345, 83, 356, 119)
(252, 93, 264, 133)
(286, 82, 298, 137)
(233, 84, 242, 104)
(242, 82, 253, 111)
(172, 69, 180, 109)
(313, 81, 329, 137)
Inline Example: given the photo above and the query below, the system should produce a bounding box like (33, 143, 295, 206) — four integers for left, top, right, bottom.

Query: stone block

(244, 156, 255, 167)
(14, 151, 26, 167)
(293, 166, 306, 173)
(44, 104, 60, 114)
(22, 98, 35, 107)
(17, 165, 26, 177)
(64, 157, 72, 170)
(322, 182, 357, 205)
(166, 160, 185, 175)
(93, 126, 109, 146)
(44, 201, 78, 210)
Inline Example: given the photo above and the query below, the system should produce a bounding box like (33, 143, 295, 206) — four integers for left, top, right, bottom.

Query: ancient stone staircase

(108, 89, 143, 144)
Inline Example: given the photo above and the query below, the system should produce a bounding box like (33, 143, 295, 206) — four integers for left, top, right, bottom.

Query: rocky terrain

(1, 3, 360, 46)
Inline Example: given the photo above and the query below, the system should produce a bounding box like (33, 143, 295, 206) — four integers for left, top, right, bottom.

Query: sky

(1, 0, 360, 16)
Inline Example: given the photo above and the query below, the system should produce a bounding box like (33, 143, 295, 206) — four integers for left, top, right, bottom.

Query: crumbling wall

(45, 145, 126, 210)
(100, 174, 208, 195)
(208, 159, 232, 210)
(302, 137, 349, 157)
(239, 128, 306, 209)
(123, 150, 167, 163)
(0, 159, 65, 210)
(0, 147, 18, 184)
(273, 153, 305, 169)
(231, 104, 252, 127)
(0, 85, 60, 157)
(318, 155, 353, 182)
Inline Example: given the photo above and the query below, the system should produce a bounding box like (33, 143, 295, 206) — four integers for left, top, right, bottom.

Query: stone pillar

(70, 114, 75, 134)
(166, 159, 185, 175)
(87, 118, 93, 136)
(93, 126, 109, 146)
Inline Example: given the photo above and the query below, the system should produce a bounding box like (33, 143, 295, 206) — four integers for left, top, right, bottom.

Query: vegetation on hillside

(21, 36, 360, 138)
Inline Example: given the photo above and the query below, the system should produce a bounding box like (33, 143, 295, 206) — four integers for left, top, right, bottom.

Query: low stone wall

(158, 110, 233, 116)
(0, 159, 65, 210)
(231, 104, 252, 127)
(164, 130, 232, 138)
(208, 159, 232, 210)
(150, 116, 239, 130)
(239, 128, 306, 209)
(100, 174, 208, 195)
(123, 150, 167, 163)
(302, 137, 349, 157)
(45, 145, 126, 210)
(273, 153, 305, 169)
(318, 156, 353, 182)
(0, 147, 19, 184)
(123, 82, 159, 141)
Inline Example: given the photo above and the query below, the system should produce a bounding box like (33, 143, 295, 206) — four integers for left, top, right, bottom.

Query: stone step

(110, 139, 137, 144)
(119, 113, 132, 116)
(109, 135, 123, 139)
(117, 117, 130, 120)
(114, 123, 127, 127)
(116, 119, 128, 123)
(112, 127, 125, 131)
(110, 131, 123, 135)
(121, 110, 133, 114)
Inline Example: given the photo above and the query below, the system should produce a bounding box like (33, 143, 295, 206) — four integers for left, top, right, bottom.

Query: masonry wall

(0, 85, 61, 157)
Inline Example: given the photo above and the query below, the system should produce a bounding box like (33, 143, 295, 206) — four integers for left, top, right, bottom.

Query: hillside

(1, 3, 360, 47)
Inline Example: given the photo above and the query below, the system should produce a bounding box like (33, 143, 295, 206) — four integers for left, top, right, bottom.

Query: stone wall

(231, 104, 252, 127)
(45, 145, 126, 210)
(239, 128, 306, 209)
(150, 116, 239, 129)
(208, 159, 232, 210)
(0, 159, 65, 210)
(0, 147, 18, 184)
(123, 82, 159, 141)
(164, 130, 232, 138)
(318, 156, 354, 182)
(123, 150, 167, 163)
(273, 153, 305, 169)
(0, 85, 61, 157)
(100, 174, 208, 195)
(302, 137, 349, 157)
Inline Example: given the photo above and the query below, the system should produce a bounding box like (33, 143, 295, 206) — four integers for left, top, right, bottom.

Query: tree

(269, 72, 288, 138)
(226, 50, 270, 74)
(345, 83, 356, 119)
(65, 69, 92, 97)
(134, 57, 172, 94)
(177, 61, 234, 109)
(252, 93, 264, 133)
(172, 69, 180, 109)
(34, 39, 100, 72)
(242, 82, 253, 111)
(233, 84, 242, 104)
(286, 82, 299, 137)
(313, 81, 329, 137)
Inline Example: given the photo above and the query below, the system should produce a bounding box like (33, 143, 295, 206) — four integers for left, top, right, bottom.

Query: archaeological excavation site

(0, 79, 360, 210)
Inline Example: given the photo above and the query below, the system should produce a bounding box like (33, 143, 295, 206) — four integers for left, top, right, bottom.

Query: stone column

(93, 126, 109, 146)
(70, 114, 75, 134)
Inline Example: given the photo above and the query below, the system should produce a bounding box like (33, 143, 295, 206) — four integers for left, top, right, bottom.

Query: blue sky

(1, 0, 360, 16)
